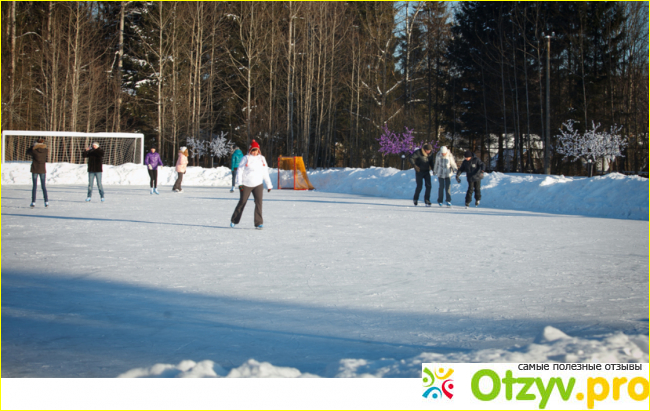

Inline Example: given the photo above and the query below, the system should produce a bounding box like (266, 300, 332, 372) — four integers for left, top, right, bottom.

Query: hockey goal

(277, 156, 315, 190)
(2, 130, 144, 165)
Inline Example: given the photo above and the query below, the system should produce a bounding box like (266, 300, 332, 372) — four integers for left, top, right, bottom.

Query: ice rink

(2, 184, 647, 377)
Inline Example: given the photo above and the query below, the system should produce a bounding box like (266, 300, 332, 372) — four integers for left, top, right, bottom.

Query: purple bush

(377, 124, 439, 156)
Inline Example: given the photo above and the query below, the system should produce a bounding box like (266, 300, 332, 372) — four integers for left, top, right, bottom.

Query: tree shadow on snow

(2, 270, 641, 378)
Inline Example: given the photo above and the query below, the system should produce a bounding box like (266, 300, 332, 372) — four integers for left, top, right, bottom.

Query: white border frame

(1, 130, 145, 164)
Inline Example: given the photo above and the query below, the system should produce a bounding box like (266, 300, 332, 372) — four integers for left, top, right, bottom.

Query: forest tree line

(2, 1, 648, 174)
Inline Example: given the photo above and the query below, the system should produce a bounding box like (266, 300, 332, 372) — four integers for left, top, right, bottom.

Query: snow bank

(331, 327, 649, 378)
(118, 359, 318, 378)
(2, 162, 647, 220)
(118, 327, 649, 378)
(0, 162, 232, 187)
(307, 167, 649, 221)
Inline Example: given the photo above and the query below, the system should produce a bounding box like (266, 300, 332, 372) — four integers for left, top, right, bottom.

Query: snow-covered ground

(1, 163, 648, 379)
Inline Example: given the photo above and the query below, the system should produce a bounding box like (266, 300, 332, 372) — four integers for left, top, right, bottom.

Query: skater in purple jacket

(144, 147, 164, 195)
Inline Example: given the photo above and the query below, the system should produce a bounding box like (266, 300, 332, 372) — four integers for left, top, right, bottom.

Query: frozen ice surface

(1, 164, 648, 378)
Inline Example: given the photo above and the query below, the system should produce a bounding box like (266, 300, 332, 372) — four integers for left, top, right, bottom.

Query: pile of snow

(119, 327, 648, 378)
(2, 162, 647, 220)
(0, 162, 232, 187)
(118, 359, 319, 378)
(307, 167, 649, 221)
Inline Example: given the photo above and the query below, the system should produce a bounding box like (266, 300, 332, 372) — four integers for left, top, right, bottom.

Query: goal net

(277, 156, 315, 190)
(1, 130, 144, 165)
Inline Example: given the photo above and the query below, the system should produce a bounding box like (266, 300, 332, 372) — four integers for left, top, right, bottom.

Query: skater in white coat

(230, 140, 273, 229)
(433, 146, 458, 207)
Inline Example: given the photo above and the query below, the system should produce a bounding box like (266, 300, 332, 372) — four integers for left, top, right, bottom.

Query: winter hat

(440, 146, 449, 154)
(179, 146, 187, 152)
(423, 143, 433, 151)
(92, 142, 99, 147)
(464, 150, 473, 158)
(249, 140, 260, 152)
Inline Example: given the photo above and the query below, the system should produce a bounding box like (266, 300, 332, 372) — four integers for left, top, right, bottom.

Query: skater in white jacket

(230, 140, 273, 229)
(433, 146, 458, 207)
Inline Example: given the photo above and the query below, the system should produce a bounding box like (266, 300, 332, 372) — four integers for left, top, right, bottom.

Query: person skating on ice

(144, 146, 164, 195)
(433, 146, 458, 207)
(173, 147, 188, 193)
(82, 142, 105, 202)
(409, 143, 435, 206)
(230, 145, 243, 193)
(456, 150, 485, 207)
(26, 138, 49, 208)
(230, 140, 272, 229)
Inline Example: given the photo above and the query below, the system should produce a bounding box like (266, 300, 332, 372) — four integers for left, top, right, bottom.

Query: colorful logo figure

(422, 366, 454, 400)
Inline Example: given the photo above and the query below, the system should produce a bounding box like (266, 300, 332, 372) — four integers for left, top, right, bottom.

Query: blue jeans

(88, 172, 105, 198)
(437, 177, 451, 203)
(32, 173, 48, 203)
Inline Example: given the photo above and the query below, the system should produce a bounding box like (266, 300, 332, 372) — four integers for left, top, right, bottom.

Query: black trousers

(465, 180, 481, 204)
(148, 169, 158, 188)
(231, 184, 264, 227)
(173, 172, 184, 191)
(414, 171, 432, 204)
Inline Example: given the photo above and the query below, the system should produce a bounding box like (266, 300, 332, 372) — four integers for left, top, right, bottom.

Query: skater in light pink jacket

(173, 147, 188, 192)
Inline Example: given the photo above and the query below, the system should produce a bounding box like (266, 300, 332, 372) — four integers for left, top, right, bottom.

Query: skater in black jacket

(456, 150, 485, 207)
(82, 142, 105, 202)
(409, 144, 435, 206)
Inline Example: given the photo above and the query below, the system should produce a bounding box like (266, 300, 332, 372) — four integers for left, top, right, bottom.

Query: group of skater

(26, 137, 482, 227)
(26, 139, 107, 207)
(26, 138, 273, 229)
(409, 144, 486, 208)
(143, 145, 188, 194)
(144, 140, 271, 229)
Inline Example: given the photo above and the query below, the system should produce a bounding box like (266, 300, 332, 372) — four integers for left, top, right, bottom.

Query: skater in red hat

(230, 140, 273, 229)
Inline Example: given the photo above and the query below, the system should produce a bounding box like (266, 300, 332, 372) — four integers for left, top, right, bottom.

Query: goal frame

(277, 156, 315, 190)
(1, 130, 145, 165)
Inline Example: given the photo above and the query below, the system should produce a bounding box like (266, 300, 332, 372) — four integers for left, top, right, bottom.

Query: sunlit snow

(1, 163, 647, 378)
